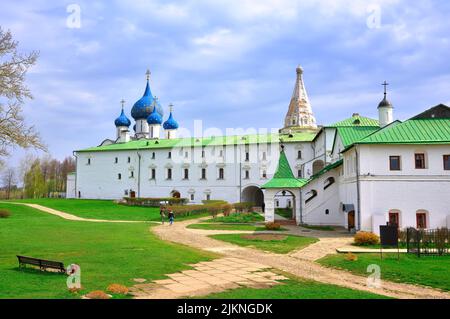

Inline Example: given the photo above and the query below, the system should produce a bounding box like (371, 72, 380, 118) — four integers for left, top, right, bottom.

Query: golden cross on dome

(169, 103, 174, 113)
(120, 99, 125, 110)
(382, 81, 389, 96)
(146, 69, 151, 81)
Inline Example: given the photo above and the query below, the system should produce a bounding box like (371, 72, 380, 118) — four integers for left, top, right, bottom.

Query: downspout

(355, 146, 361, 231)
(72, 151, 78, 199)
(238, 145, 242, 202)
(299, 188, 303, 224)
(137, 151, 141, 198)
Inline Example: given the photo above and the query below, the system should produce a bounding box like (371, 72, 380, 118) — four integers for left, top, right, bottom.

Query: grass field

(300, 224, 335, 231)
(0, 203, 216, 298)
(187, 223, 287, 231)
(210, 233, 318, 254)
(206, 212, 264, 223)
(9, 198, 208, 222)
(318, 253, 450, 292)
(204, 278, 390, 299)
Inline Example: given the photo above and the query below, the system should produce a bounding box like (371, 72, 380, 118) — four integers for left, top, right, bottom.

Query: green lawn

(187, 223, 287, 231)
(318, 253, 450, 292)
(9, 198, 208, 222)
(210, 234, 318, 254)
(204, 278, 389, 299)
(0, 203, 216, 299)
(275, 208, 292, 219)
(206, 212, 264, 223)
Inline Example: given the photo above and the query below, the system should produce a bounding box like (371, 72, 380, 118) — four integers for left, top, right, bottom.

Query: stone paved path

(150, 217, 450, 299)
(1, 202, 152, 223)
(130, 257, 288, 299)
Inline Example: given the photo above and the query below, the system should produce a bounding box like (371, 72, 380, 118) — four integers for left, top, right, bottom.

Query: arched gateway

(261, 148, 308, 224)
(241, 186, 264, 210)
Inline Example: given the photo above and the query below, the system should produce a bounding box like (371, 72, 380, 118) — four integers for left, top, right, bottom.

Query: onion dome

(163, 104, 179, 130)
(131, 70, 164, 120)
(147, 104, 163, 125)
(114, 101, 131, 127)
(378, 81, 393, 108)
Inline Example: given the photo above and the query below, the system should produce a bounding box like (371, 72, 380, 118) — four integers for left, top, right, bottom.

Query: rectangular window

(183, 168, 189, 180)
(245, 170, 250, 179)
(190, 194, 194, 201)
(415, 153, 425, 169)
(297, 150, 302, 159)
(245, 152, 249, 161)
(297, 170, 302, 178)
(262, 152, 266, 161)
(206, 194, 211, 201)
(87, 158, 91, 165)
(130, 171, 134, 178)
(151, 169, 156, 180)
(115, 157, 118, 164)
(151, 152, 155, 159)
(389, 156, 401, 171)
(262, 170, 267, 179)
(118, 173, 121, 180)
(167, 168, 172, 180)
(444, 155, 450, 170)
(184, 151, 188, 158)
(416, 213, 427, 229)
(168, 152, 172, 159)
(127, 157, 131, 163)
(218, 168, 224, 180)
(202, 150, 205, 158)
(201, 168, 206, 180)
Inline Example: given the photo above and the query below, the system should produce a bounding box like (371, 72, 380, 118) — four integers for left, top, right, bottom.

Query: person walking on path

(160, 206, 166, 224)
(168, 210, 175, 226)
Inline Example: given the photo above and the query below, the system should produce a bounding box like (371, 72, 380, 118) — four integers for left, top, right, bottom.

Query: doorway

(347, 210, 355, 230)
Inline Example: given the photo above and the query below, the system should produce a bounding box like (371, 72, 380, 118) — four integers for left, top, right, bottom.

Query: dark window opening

(151, 169, 156, 180)
(183, 168, 189, 180)
(297, 150, 302, 159)
(443, 155, 450, 170)
(305, 190, 317, 204)
(324, 177, 335, 190)
(325, 209, 329, 215)
(201, 168, 206, 180)
(167, 169, 172, 180)
(389, 156, 401, 171)
(415, 153, 426, 169)
(218, 168, 224, 179)
(118, 173, 121, 180)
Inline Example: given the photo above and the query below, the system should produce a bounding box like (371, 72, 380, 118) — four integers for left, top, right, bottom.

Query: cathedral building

(67, 67, 450, 233)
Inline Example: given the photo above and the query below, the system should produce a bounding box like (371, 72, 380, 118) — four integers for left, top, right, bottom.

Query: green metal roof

(261, 150, 308, 189)
(77, 132, 317, 153)
(336, 126, 381, 147)
(357, 119, 450, 144)
(329, 115, 379, 127)
(310, 159, 343, 180)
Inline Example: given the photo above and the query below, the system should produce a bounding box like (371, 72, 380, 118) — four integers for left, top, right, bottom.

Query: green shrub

(265, 222, 281, 230)
(354, 231, 380, 246)
(202, 200, 228, 205)
(167, 202, 233, 218)
(122, 197, 188, 207)
(0, 210, 11, 218)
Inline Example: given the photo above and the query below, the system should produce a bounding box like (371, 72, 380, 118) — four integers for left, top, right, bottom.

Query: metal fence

(406, 227, 450, 257)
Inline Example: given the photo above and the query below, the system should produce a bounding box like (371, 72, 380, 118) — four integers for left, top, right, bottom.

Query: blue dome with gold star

(147, 106, 163, 125)
(131, 75, 164, 120)
(163, 111, 179, 130)
(114, 109, 131, 127)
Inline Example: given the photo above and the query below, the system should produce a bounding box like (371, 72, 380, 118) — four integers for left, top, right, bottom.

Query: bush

(123, 197, 188, 207)
(107, 284, 129, 295)
(354, 231, 380, 246)
(167, 203, 233, 218)
(265, 222, 281, 231)
(202, 200, 228, 205)
(345, 252, 358, 261)
(232, 202, 255, 213)
(85, 290, 111, 299)
(0, 210, 11, 218)
(222, 204, 233, 216)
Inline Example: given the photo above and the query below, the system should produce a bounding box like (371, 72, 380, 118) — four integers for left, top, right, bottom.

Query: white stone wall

(75, 141, 314, 202)
(66, 173, 76, 199)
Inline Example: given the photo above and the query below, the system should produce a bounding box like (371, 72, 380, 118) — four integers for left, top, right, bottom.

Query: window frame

(415, 153, 426, 169)
(443, 155, 450, 170)
(389, 155, 401, 171)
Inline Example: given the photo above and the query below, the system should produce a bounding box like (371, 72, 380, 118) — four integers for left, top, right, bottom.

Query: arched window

(416, 210, 428, 229)
(305, 190, 317, 204)
(324, 177, 335, 190)
(388, 209, 401, 228)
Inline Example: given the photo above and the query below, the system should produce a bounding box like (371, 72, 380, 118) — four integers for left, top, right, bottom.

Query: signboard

(380, 224, 398, 247)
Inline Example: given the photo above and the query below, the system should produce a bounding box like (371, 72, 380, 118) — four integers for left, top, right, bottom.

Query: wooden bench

(17, 255, 66, 273)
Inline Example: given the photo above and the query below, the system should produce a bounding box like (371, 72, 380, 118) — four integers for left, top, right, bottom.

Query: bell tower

(282, 66, 317, 133)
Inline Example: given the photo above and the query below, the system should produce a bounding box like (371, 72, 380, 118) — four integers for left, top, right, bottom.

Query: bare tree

(0, 27, 45, 157)
(1, 166, 16, 199)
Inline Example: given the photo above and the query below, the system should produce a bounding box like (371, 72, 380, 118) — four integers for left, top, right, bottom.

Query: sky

(2, 0, 450, 165)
